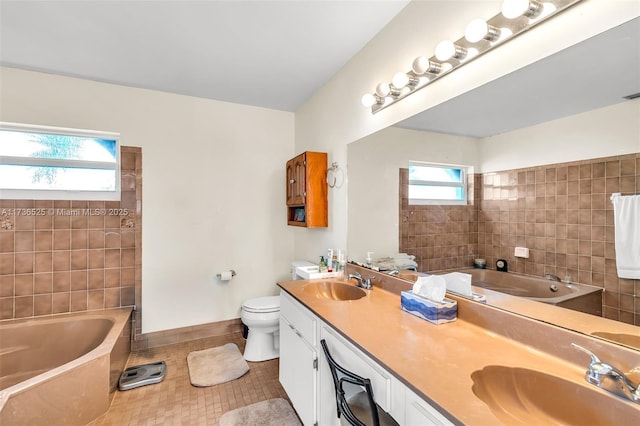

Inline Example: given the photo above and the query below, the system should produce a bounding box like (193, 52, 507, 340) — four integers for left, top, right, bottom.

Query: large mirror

(347, 18, 640, 351)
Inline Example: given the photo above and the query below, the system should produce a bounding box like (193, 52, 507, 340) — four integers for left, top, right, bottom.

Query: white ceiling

(1, 1, 638, 138)
(0, 0, 409, 112)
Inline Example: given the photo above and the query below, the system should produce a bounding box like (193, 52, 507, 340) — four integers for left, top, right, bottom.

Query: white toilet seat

(242, 296, 280, 313)
(241, 295, 281, 362)
(241, 309, 280, 323)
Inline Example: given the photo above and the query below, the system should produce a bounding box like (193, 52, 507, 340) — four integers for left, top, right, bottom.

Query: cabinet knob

(289, 179, 295, 184)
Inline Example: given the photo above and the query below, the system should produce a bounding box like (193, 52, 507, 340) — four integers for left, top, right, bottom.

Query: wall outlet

(514, 247, 529, 258)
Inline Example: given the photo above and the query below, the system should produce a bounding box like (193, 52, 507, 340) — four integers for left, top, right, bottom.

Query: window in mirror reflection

(408, 162, 471, 205)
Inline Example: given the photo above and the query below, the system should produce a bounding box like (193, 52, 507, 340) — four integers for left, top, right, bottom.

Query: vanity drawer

(280, 290, 316, 344)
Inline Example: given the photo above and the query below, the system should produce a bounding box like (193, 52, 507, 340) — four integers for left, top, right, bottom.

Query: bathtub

(441, 269, 603, 316)
(0, 308, 132, 426)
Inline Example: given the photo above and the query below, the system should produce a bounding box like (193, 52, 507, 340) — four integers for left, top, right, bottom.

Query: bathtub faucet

(544, 273, 561, 282)
(571, 343, 640, 404)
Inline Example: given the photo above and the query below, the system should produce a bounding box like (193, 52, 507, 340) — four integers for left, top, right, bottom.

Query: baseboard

(132, 318, 243, 350)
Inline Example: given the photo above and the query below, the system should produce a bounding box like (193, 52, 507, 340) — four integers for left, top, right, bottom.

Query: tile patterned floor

(90, 333, 289, 425)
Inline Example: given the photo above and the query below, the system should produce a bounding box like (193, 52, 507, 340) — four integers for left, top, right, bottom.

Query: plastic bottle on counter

(335, 249, 346, 276)
(319, 256, 328, 273)
(366, 252, 374, 268)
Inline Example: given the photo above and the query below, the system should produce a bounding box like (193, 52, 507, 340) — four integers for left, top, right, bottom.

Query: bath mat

(218, 398, 301, 426)
(187, 343, 249, 387)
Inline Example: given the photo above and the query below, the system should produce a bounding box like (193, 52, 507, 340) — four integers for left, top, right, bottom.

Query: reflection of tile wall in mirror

(400, 153, 639, 327)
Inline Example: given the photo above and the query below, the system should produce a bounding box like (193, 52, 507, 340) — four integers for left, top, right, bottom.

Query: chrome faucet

(348, 272, 372, 290)
(545, 273, 561, 282)
(571, 343, 640, 404)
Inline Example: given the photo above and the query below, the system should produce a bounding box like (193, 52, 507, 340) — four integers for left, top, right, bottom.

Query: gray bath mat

(219, 398, 301, 426)
(187, 343, 249, 387)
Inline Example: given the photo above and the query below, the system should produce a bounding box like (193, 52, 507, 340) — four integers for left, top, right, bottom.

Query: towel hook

(326, 162, 344, 189)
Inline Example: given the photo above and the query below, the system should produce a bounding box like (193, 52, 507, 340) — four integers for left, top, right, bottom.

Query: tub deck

(0, 308, 132, 426)
(444, 268, 603, 316)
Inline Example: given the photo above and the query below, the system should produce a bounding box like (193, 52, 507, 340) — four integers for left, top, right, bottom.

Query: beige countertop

(277, 277, 634, 425)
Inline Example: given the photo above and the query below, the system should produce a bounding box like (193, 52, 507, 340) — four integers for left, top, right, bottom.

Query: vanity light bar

(362, 0, 585, 113)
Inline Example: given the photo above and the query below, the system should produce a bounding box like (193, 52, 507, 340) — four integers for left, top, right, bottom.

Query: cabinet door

(405, 387, 454, 426)
(286, 160, 295, 206)
(279, 317, 317, 426)
(286, 157, 295, 205)
(286, 153, 306, 206)
(293, 154, 306, 204)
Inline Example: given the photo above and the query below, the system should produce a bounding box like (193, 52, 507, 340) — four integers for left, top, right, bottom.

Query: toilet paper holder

(216, 270, 237, 279)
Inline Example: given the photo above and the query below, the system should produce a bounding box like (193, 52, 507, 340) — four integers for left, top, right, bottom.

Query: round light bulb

(375, 83, 391, 97)
(392, 72, 409, 89)
(412, 56, 441, 75)
(412, 57, 429, 75)
(435, 40, 455, 61)
(465, 19, 489, 43)
(502, 0, 533, 19)
(361, 93, 377, 107)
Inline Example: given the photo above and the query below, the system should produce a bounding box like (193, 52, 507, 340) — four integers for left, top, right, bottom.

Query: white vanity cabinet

(318, 324, 398, 424)
(404, 387, 454, 426)
(279, 291, 318, 426)
(279, 289, 454, 426)
(317, 325, 454, 426)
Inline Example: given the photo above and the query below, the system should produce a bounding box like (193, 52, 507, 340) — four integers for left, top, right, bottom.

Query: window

(408, 162, 470, 205)
(0, 122, 120, 200)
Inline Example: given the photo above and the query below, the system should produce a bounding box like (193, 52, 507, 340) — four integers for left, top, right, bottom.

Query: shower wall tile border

(0, 147, 142, 339)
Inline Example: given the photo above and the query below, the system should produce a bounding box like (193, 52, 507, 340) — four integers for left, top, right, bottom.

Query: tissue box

(400, 291, 457, 324)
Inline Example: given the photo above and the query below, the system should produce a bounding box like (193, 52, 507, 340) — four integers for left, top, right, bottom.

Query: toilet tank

(290, 260, 316, 280)
(290, 260, 341, 280)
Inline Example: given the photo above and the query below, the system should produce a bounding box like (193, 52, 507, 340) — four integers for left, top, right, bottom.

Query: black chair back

(320, 339, 381, 426)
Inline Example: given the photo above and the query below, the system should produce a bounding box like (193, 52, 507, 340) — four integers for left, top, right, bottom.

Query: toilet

(240, 295, 280, 362)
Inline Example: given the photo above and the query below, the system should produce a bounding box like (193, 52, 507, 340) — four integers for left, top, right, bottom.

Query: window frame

(408, 161, 471, 206)
(0, 122, 121, 201)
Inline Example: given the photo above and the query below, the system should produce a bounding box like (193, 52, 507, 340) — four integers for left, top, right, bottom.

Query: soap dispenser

(319, 256, 328, 273)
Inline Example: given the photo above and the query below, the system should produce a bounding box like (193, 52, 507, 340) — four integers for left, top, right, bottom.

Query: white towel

(611, 193, 640, 279)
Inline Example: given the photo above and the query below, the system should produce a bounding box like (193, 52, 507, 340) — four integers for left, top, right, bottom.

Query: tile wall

(399, 168, 478, 271)
(0, 147, 142, 335)
(400, 153, 639, 325)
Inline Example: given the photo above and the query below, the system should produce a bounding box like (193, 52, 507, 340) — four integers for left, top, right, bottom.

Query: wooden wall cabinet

(286, 151, 327, 227)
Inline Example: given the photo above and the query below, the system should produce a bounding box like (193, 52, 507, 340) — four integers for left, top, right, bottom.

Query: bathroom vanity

(278, 267, 640, 425)
(279, 289, 452, 426)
